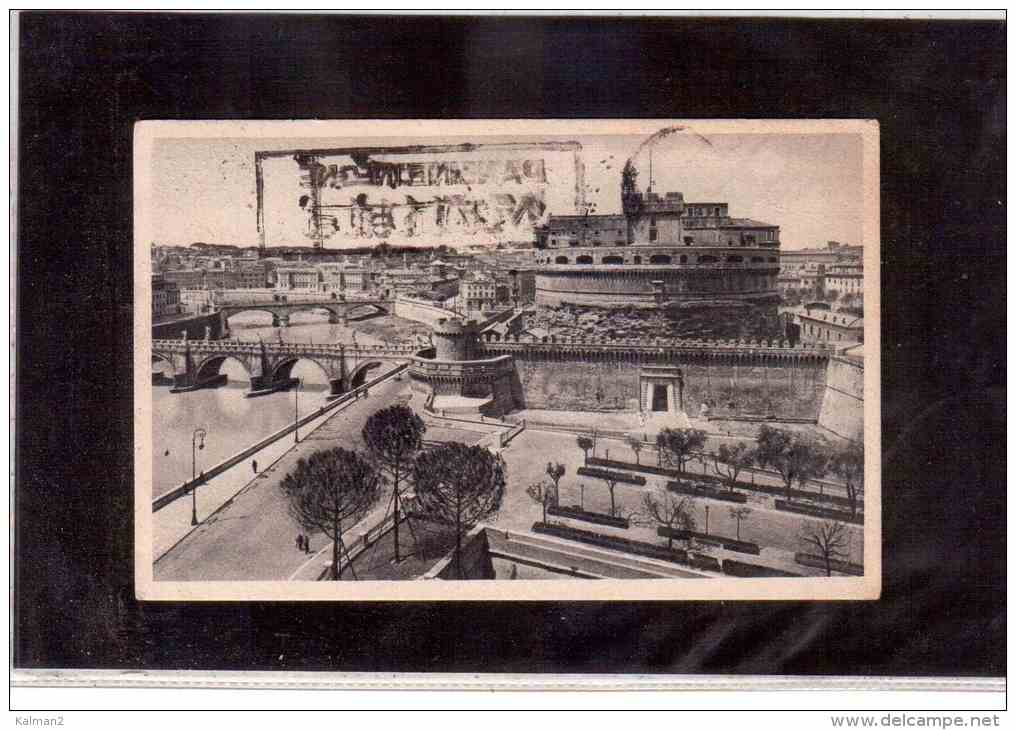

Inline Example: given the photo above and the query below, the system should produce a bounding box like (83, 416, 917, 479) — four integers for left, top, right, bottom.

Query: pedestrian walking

(303, 536, 311, 554)
(252, 459, 258, 475)
(296, 534, 303, 551)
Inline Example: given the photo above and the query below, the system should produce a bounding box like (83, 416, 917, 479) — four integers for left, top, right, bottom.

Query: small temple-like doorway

(650, 383, 669, 412)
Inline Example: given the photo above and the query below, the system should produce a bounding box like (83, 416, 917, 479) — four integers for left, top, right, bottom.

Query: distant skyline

(148, 130, 865, 251)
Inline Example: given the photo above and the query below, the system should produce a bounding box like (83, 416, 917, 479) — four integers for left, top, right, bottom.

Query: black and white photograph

(135, 119, 879, 600)
(13, 10, 1005, 714)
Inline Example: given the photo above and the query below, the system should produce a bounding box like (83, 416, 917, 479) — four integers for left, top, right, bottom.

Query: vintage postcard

(134, 119, 880, 600)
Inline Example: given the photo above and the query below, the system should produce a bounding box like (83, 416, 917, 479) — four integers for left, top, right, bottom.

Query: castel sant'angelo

(531, 158, 782, 338)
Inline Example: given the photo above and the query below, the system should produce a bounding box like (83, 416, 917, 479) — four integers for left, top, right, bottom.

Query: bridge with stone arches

(217, 296, 392, 331)
(152, 338, 421, 397)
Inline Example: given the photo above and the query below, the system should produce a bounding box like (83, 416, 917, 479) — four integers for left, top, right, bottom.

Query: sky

(148, 129, 865, 251)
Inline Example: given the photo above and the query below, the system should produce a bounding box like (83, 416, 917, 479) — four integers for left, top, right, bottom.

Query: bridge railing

(152, 361, 410, 512)
(151, 339, 422, 357)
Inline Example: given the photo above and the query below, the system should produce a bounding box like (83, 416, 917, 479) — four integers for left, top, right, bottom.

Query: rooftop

(722, 218, 778, 229)
(797, 308, 864, 328)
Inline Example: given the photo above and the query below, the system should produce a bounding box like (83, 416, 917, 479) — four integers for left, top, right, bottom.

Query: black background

(15, 14, 1005, 676)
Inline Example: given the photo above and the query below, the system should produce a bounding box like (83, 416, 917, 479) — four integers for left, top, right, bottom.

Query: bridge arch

(223, 307, 282, 322)
(151, 352, 179, 383)
(152, 351, 176, 371)
(345, 302, 388, 319)
(349, 360, 384, 389)
(195, 354, 253, 382)
(271, 355, 334, 384)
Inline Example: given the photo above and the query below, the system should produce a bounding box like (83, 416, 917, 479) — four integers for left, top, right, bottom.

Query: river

(151, 311, 427, 498)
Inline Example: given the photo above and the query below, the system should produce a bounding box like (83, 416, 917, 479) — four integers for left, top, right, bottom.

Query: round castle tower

(432, 318, 478, 361)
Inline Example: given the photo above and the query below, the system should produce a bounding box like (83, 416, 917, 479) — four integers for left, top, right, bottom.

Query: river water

(151, 311, 426, 498)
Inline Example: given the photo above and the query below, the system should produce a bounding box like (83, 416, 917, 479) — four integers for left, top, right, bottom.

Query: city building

(791, 305, 863, 347)
(776, 271, 806, 297)
(456, 273, 498, 313)
(317, 263, 370, 294)
(824, 261, 864, 299)
(179, 288, 215, 314)
(235, 261, 269, 289)
(379, 267, 430, 297)
(274, 264, 322, 292)
(162, 268, 207, 289)
(151, 274, 182, 320)
(779, 240, 860, 273)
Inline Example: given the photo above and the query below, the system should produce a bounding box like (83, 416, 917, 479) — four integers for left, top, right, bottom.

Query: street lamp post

(294, 378, 303, 443)
(191, 428, 207, 526)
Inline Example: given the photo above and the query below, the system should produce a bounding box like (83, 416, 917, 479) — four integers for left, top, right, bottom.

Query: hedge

(588, 456, 674, 478)
(532, 522, 689, 566)
(666, 480, 748, 503)
(548, 503, 629, 529)
(723, 559, 803, 577)
(576, 466, 646, 486)
(657, 525, 761, 555)
(774, 500, 863, 525)
(795, 552, 864, 576)
(589, 456, 862, 511)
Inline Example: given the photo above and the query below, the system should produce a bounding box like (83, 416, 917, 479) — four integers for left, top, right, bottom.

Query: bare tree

(626, 435, 644, 465)
(526, 481, 557, 523)
(714, 442, 756, 492)
(362, 404, 426, 562)
(279, 447, 382, 581)
(640, 489, 696, 550)
(657, 427, 707, 474)
(728, 506, 752, 541)
(413, 443, 507, 577)
(829, 440, 864, 518)
(600, 472, 622, 518)
(545, 462, 566, 506)
(799, 520, 851, 576)
(576, 435, 594, 465)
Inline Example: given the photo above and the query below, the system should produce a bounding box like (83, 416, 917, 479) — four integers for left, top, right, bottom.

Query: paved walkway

(154, 375, 413, 581)
(151, 380, 395, 560)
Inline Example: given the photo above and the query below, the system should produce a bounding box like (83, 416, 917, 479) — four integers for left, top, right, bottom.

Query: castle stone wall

(509, 349, 827, 419)
(817, 355, 864, 440)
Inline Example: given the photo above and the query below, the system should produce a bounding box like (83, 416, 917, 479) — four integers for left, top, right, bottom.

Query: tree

(640, 489, 696, 550)
(526, 481, 557, 523)
(799, 520, 851, 576)
(829, 440, 864, 517)
(545, 462, 565, 505)
(755, 425, 828, 501)
(413, 443, 507, 577)
(626, 435, 644, 465)
(714, 442, 756, 492)
(576, 435, 594, 465)
(279, 447, 382, 581)
(657, 427, 708, 474)
(362, 404, 426, 563)
(728, 506, 752, 541)
(596, 471, 621, 517)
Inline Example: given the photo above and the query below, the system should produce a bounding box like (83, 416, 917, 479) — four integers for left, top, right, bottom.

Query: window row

(542, 254, 779, 265)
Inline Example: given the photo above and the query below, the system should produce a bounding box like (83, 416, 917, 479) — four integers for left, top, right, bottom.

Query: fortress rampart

(817, 352, 865, 441)
(475, 335, 830, 418)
